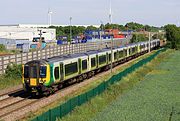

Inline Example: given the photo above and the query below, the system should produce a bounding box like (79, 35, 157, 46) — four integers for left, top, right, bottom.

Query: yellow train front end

(22, 60, 50, 94)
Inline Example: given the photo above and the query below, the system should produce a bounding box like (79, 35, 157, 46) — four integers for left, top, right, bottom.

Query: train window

(40, 66, 46, 78)
(132, 47, 135, 53)
(129, 48, 131, 55)
(82, 60, 87, 70)
(119, 51, 123, 58)
(114, 52, 118, 60)
(91, 57, 96, 68)
(109, 54, 111, 62)
(65, 62, 78, 76)
(99, 55, 106, 65)
(124, 49, 127, 56)
(24, 66, 29, 78)
(54, 67, 60, 79)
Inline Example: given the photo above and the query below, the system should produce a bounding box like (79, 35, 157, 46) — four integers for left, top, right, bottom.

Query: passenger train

(22, 39, 160, 95)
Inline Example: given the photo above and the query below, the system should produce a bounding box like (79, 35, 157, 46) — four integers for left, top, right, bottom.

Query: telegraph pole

(109, 0, 113, 74)
(100, 21, 103, 50)
(149, 32, 151, 53)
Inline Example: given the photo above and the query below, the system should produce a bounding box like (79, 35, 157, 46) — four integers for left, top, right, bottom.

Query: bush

(130, 34, 148, 43)
(5, 63, 22, 78)
(0, 44, 6, 52)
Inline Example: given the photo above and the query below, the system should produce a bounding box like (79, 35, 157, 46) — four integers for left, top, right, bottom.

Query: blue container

(16, 44, 23, 49)
(41, 42, 46, 48)
(31, 44, 37, 49)
(57, 40, 63, 45)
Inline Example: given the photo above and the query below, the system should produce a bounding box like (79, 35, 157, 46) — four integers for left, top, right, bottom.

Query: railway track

(0, 85, 72, 121)
(0, 88, 24, 101)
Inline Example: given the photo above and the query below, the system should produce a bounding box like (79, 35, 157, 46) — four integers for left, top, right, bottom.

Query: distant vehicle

(33, 37, 45, 42)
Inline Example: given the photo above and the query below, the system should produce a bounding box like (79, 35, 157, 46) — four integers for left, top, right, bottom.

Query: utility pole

(70, 17, 72, 42)
(100, 21, 103, 50)
(109, 0, 113, 74)
(148, 32, 151, 53)
(100, 29, 102, 50)
(38, 30, 42, 43)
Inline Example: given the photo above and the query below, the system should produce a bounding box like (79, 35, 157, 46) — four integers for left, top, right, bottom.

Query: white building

(0, 24, 56, 42)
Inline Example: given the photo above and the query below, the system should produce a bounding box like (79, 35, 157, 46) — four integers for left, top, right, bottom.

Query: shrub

(5, 63, 22, 78)
(0, 44, 6, 52)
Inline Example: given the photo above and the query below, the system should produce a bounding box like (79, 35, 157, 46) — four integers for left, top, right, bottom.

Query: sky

(0, 0, 179, 27)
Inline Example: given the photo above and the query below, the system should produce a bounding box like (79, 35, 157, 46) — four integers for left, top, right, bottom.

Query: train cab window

(82, 60, 87, 70)
(91, 57, 96, 68)
(30, 66, 37, 78)
(24, 66, 29, 78)
(40, 66, 46, 78)
(99, 55, 106, 65)
(54, 67, 60, 79)
(65, 62, 78, 76)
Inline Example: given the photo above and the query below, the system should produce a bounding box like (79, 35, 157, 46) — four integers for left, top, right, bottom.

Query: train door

(60, 63, 64, 81)
(78, 58, 82, 74)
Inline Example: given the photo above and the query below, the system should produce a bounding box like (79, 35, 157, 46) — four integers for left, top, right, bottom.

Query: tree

(86, 26, 98, 31)
(130, 34, 148, 43)
(164, 24, 180, 49)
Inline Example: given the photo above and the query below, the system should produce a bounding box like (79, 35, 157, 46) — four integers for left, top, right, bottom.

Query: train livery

(22, 39, 160, 95)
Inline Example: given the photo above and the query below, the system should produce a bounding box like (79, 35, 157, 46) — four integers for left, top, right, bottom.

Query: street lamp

(70, 17, 72, 42)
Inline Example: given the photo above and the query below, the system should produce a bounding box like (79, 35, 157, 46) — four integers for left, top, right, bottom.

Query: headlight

(26, 80, 30, 83)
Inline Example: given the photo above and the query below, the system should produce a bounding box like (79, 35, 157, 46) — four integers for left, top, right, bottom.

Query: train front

(22, 60, 50, 94)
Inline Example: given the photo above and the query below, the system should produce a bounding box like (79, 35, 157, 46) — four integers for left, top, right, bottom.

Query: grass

(23, 51, 157, 121)
(0, 75, 21, 90)
(90, 50, 180, 121)
(57, 49, 175, 121)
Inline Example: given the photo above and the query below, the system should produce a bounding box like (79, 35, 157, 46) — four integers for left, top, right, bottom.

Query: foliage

(0, 63, 22, 90)
(49, 26, 86, 41)
(0, 44, 6, 52)
(125, 22, 144, 31)
(130, 34, 149, 43)
(5, 63, 22, 78)
(50, 22, 163, 41)
(86, 25, 98, 31)
(164, 24, 180, 49)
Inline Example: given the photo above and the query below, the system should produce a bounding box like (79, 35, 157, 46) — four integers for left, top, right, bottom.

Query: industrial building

(0, 24, 56, 41)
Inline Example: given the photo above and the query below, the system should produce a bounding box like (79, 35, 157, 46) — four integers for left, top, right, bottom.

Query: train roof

(45, 48, 113, 63)
(45, 53, 87, 63)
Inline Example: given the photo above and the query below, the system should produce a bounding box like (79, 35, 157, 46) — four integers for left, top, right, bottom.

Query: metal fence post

(49, 109, 52, 121)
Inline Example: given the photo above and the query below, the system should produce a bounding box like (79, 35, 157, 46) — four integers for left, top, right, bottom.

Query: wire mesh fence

(32, 48, 166, 121)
